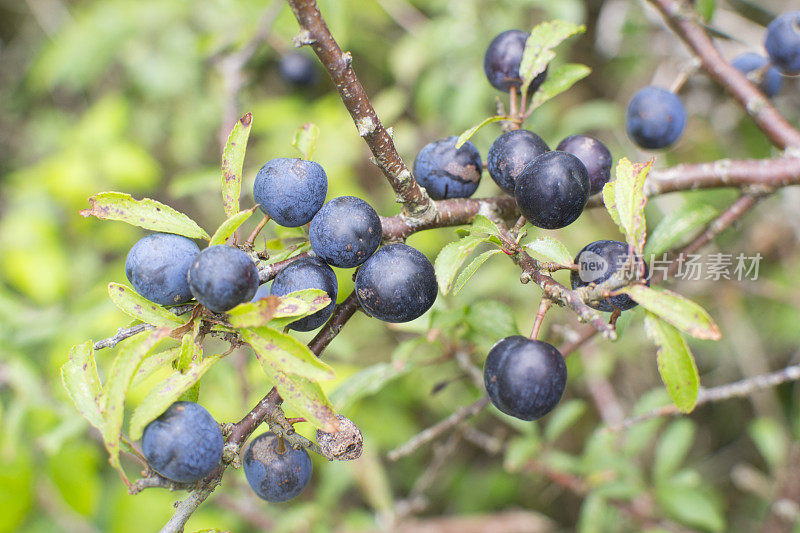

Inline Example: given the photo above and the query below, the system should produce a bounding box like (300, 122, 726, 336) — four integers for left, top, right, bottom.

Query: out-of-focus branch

(285, 0, 437, 225)
(646, 0, 800, 150)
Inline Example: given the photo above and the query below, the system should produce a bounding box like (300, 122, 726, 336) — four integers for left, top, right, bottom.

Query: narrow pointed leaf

(100, 329, 171, 478)
(292, 123, 320, 160)
(455, 116, 506, 149)
(241, 326, 335, 381)
(265, 369, 339, 433)
(227, 289, 330, 328)
(131, 347, 181, 387)
(209, 206, 259, 246)
(614, 158, 653, 254)
(434, 235, 489, 295)
(107, 283, 184, 327)
(619, 285, 721, 340)
(602, 181, 622, 230)
(80, 192, 209, 240)
(453, 249, 502, 295)
(221, 112, 253, 218)
(519, 20, 586, 94)
(61, 341, 104, 430)
(644, 204, 719, 257)
(528, 63, 591, 110)
(469, 214, 503, 240)
(128, 354, 222, 440)
(644, 312, 700, 413)
(524, 236, 573, 266)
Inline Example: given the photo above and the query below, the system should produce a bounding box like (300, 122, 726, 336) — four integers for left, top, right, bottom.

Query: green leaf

(519, 20, 586, 94)
(209, 206, 258, 246)
(107, 283, 185, 327)
(503, 436, 542, 472)
(227, 289, 330, 329)
(695, 0, 716, 21)
(524, 236, 573, 266)
(128, 354, 222, 440)
(644, 312, 700, 413)
(602, 181, 622, 229)
(653, 419, 696, 481)
(452, 249, 502, 295)
(544, 399, 587, 442)
(656, 481, 725, 532)
(455, 116, 506, 149)
(263, 368, 338, 432)
(100, 329, 170, 481)
(292, 123, 320, 160)
(434, 235, 488, 295)
(623, 285, 721, 340)
(614, 158, 653, 254)
(644, 204, 719, 257)
(528, 63, 591, 110)
(221, 112, 253, 218)
(61, 341, 104, 430)
(330, 361, 413, 411)
(466, 300, 519, 339)
(748, 417, 789, 471)
(131, 347, 181, 387)
(241, 326, 334, 381)
(80, 192, 209, 240)
(469, 214, 503, 241)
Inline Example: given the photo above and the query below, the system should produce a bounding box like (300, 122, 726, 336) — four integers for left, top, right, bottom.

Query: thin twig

(94, 304, 195, 350)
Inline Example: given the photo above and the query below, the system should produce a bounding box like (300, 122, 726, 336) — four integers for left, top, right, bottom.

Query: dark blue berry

(279, 52, 319, 86)
(253, 158, 327, 227)
(625, 86, 686, 149)
(487, 129, 550, 194)
(141, 401, 223, 483)
(413, 137, 482, 200)
(309, 196, 382, 268)
(355, 243, 437, 323)
(243, 432, 312, 502)
(514, 151, 589, 229)
(270, 256, 337, 331)
(556, 135, 612, 196)
(765, 11, 800, 74)
(188, 245, 259, 313)
(570, 239, 649, 312)
(732, 53, 784, 97)
(483, 336, 566, 421)
(125, 233, 200, 306)
(483, 30, 548, 94)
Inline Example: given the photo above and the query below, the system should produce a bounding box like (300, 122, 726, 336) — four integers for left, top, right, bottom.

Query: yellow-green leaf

(61, 341, 103, 430)
(107, 283, 185, 327)
(227, 289, 330, 329)
(434, 235, 489, 295)
(131, 347, 181, 387)
(241, 326, 335, 381)
(644, 204, 719, 257)
(602, 181, 622, 230)
(292, 123, 320, 160)
(221, 112, 253, 218)
(455, 116, 506, 149)
(209, 206, 259, 246)
(524, 236, 573, 266)
(619, 285, 721, 340)
(80, 192, 209, 240)
(644, 312, 700, 413)
(261, 368, 339, 433)
(528, 63, 591, 110)
(519, 20, 586, 94)
(128, 354, 222, 440)
(452, 249, 502, 295)
(614, 158, 653, 254)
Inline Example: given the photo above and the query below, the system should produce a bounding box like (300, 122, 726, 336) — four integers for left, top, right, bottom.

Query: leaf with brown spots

(221, 112, 253, 218)
(80, 192, 209, 240)
(107, 283, 186, 327)
(240, 326, 335, 381)
(614, 157, 653, 255)
(292, 123, 320, 161)
(209, 206, 259, 246)
(61, 340, 104, 431)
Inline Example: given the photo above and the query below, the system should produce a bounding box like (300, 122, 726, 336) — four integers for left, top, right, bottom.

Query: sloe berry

(413, 137, 482, 200)
(732, 53, 784, 98)
(487, 129, 549, 194)
(309, 196, 382, 268)
(355, 243, 437, 323)
(270, 256, 338, 331)
(243, 432, 313, 502)
(125, 233, 199, 306)
(514, 151, 589, 229)
(483, 336, 567, 421)
(253, 158, 327, 227)
(141, 401, 223, 483)
(556, 134, 612, 195)
(279, 52, 319, 86)
(625, 86, 686, 149)
(484, 30, 548, 94)
(570, 239, 649, 312)
(188, 245, 259, 313)
(765, 11, 800, 74)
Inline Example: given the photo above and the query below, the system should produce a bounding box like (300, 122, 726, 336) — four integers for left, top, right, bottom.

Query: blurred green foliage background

(2, 0, 800, 531)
